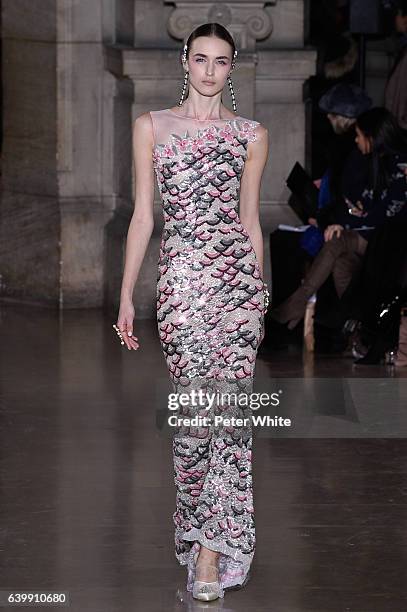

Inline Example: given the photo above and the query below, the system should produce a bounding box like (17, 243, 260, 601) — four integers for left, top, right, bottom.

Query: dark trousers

(269, 230, 311, 307)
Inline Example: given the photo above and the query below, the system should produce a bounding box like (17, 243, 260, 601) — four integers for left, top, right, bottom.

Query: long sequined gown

(151, 108, 266, 597)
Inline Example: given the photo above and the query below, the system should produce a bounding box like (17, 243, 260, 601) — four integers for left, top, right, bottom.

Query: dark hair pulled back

(356, 107, 407, 193)
(182, 22, 236, 61)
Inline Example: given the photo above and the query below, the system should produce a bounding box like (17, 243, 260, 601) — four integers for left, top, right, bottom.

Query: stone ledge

(117, 46, 316, 79)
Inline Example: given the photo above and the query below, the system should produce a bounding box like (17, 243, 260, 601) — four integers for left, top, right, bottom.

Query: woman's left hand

(324, 224, 344, 241)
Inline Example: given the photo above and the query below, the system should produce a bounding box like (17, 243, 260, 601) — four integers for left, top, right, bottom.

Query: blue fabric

(318, 171, 331, 209)
(300, 170, 330, 257)
(300, 225, 325, 257)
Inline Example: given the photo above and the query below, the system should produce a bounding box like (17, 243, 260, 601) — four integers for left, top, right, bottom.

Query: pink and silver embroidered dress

(151, 108, 266, 597)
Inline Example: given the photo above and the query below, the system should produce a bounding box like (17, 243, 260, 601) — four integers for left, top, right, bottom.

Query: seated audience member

(269, 107, 407, 331)
(312, 83, 372, 231)
(268, 83, 371, 312)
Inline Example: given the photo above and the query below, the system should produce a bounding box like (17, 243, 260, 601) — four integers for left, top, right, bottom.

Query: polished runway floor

(1, 304, 407, 611)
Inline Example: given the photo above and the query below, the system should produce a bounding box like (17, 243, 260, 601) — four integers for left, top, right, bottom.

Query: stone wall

(0, 0, 316, 315)
(0, 0, 134, 308)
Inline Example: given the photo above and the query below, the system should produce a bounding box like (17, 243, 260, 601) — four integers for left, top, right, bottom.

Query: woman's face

(184, 36, 233, 98)
(355, 125, 372, 155)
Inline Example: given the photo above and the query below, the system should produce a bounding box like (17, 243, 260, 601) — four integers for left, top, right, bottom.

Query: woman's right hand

(324, 224, 344, 241)
(116, 299, 139, 351)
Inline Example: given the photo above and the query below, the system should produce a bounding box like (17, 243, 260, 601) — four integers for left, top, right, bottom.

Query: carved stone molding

(164, 1, 275, 51)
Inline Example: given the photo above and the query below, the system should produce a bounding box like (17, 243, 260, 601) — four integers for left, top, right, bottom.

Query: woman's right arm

(116, 112, 155, 350)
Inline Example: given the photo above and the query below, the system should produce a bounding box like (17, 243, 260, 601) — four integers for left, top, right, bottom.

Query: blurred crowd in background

(262, 0, 407, 366)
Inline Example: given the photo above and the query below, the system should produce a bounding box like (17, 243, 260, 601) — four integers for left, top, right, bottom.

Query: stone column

(0, 2, 60, 307)
(0, 0, 134, 308)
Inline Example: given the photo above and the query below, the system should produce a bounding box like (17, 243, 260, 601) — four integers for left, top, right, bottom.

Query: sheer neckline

(166, 108, 241, 122)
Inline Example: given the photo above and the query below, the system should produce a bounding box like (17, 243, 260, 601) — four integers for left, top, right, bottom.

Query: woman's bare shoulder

(133, 111, 154, 128)
(244, 120, 269, 162)
(244, 120, 269, 147)
(254, 121, 268, 139)
(132, 112, 154, 142)
(237, 116, 268, 138)
(254, 122, 268, 141)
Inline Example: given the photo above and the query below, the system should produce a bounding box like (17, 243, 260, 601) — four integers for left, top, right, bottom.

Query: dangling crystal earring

(228, 50, 238, 113)
(228, 75, 237, 113)
(178, 71, 189, 106)
(178, 42, 189, 106)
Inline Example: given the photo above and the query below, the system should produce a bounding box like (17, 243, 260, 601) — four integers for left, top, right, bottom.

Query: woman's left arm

(238, 125, 269, 278)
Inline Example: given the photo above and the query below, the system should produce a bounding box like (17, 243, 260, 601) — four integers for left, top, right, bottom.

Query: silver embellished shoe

(192, 563, 222, 602)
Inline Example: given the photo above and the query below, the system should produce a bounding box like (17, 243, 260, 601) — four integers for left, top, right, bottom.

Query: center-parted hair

(182, 22, 236, 62)
(179, 22, 238, 112)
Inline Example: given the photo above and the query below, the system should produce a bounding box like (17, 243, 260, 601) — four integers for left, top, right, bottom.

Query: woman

(270, 107, 407, 331)
(113, 23, 269, 601)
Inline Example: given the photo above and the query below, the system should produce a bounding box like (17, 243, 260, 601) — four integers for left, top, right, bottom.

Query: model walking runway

(152, 108, 266, 596)
(116, 21, 269, 601)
